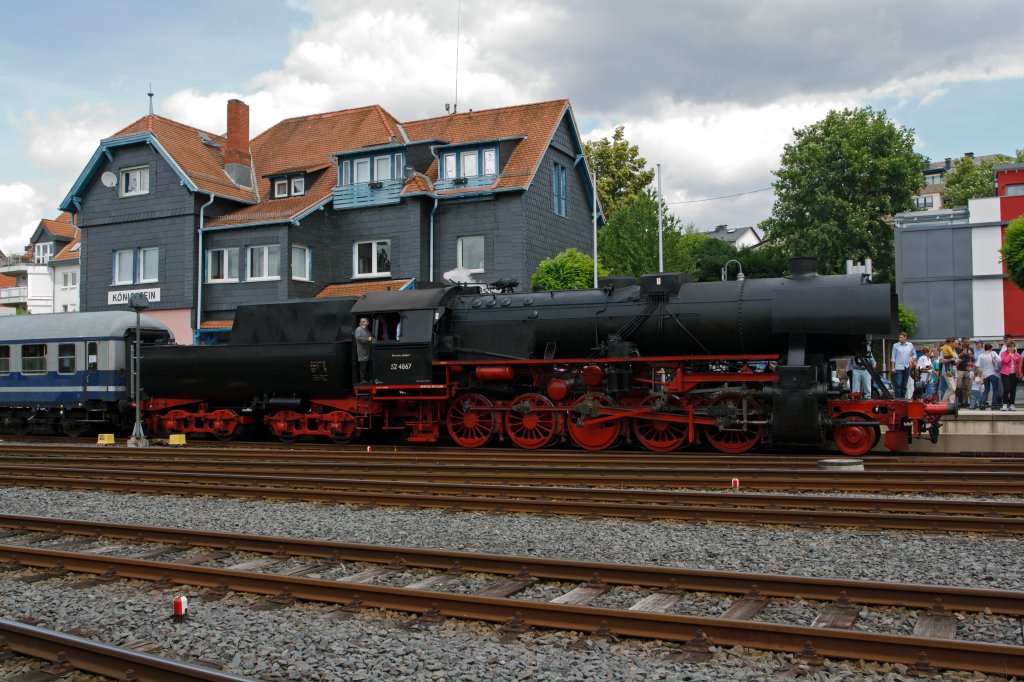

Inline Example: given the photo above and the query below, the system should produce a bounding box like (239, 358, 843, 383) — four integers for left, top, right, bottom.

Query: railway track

(3, 440, 1024, 467)
(0, 465, 1022, 533)
(0, 617, 252, 681)
(0, 515, 1021, 676)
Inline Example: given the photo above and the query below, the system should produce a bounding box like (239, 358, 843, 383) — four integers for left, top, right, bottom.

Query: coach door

(83, 341, 100, 400)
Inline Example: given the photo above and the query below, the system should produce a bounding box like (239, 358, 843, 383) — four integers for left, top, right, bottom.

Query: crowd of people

(842, 333, 1023, 410)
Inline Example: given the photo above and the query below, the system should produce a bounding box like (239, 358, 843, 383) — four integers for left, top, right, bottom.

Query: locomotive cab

(349, 287, 464, 385)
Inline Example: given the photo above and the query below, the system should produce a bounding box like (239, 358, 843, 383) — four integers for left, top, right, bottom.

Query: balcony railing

(0, 255, 49, 268)
(332, 177, 404, 210)
(0, 286, 28, 301)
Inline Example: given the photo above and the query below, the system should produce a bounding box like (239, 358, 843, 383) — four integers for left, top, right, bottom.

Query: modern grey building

(59, 99, 601, 343)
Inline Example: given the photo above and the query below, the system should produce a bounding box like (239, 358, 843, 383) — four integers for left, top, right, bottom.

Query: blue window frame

(552, 162, 567, 217)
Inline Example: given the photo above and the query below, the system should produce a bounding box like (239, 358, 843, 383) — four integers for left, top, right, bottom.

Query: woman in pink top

(1000, 342, 1022, 411)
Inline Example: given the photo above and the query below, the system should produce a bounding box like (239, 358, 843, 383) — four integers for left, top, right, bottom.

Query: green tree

(898, 304, 918, 336)
(1001, 215, 1024, 291)
(684, 236, 742, 282)
(584, 126, 655, 220)
(531, 248, 606, 290)
(597, 190, 689, 278)
(762, 107, 924, 283)
(942, 153, 1015, 207)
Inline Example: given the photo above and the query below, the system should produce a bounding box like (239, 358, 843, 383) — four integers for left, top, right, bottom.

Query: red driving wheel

(703, 394, 763, 454)
(568, 392, 621, 451)
(505, 393, 561, 449)
(446, 393, 497, 448)
(632, 394, 689, 453)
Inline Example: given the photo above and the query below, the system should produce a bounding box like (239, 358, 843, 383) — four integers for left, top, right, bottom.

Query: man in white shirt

(890, 332, 916, 400)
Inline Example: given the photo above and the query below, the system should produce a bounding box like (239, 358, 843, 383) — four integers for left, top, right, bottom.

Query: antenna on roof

(452, 0, 461, 115)
(147, 84, 154, 116)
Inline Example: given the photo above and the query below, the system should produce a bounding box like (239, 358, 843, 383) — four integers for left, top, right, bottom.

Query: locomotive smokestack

(788, 257, 818, 279)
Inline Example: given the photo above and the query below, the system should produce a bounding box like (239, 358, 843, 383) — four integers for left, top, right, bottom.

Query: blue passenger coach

(0, 312, 173, 436)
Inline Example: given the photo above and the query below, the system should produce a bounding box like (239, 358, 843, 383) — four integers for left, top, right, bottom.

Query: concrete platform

(899, 409, 1024, 455)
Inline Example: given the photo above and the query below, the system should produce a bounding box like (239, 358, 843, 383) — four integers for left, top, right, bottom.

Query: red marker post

(172, 595, 188, 622)
(731, 478, 740, 493)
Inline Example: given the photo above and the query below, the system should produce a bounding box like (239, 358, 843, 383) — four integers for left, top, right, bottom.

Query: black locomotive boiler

(139, 258, 952, 455)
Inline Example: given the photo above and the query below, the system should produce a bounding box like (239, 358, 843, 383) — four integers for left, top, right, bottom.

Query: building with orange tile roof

(0, 212, 80, 314)
(60, 98, 601, 343)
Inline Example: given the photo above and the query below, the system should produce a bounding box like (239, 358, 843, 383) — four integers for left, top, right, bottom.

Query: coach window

(22, 344, 46, 375)
(58, 344, 76, 374)
(0, 346, 8, 374)
(87, 342, 99, 371)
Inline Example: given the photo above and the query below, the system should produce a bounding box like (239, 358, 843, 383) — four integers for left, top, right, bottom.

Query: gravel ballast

(0, 487, 1020, 681)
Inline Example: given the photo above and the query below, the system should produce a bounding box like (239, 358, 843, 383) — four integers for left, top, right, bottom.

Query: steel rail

(2, 465, 1023, 516)
(0, 617, 253, 681)
(1, 545, 1022, 676)
(1, 473, 1022, 533)
(0, 443, 1020, 467)
(1, 462, 1023, 494)
(5, 454, 1024, 476)
(2, 514, 1022, 615)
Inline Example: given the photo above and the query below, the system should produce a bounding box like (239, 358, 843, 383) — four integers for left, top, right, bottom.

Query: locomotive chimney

(788, 257, 818, 279)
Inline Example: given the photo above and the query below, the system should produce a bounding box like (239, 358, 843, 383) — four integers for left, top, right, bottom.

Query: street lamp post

(127, 293, 149, 448)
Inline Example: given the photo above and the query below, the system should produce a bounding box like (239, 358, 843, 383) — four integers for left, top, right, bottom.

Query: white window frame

(354, 158, 371, 184)
(483, 148, 496, 175)
(139, 247, 159, 283)
(341, 160, 351, 186)
(374, 155, 391, 181)
(61, 270, 78, 289)
(119, 165, 149, 197)
(113, 249, 134, 285)
(290, 175, 305, 196)
(457, 236, 485, 273)
(1007, 183, 1024, 197)
(206, 248, 239, 283)
(443, 153, 457, 179)
(273, 178, 289, 198)
(353, 239, 391, 278)
(34, 242, 53, 264)
(246, 244, 280, 281)
(291, 244, 311, 281)
(461, 151, 479, 177)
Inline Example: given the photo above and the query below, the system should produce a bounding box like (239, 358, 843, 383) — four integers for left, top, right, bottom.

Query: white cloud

(23, 104, 126, 176)
(585, 96, 856, 230)
(0, 183, 52, 256)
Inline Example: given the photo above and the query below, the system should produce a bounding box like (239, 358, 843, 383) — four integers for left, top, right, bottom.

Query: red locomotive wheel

(568, 392, 621, 451)
(703, 394, 763, 454)
(632, 394, 689, 453)
(162, 409, 190, 434)
(267, 410, 303, 443)
(505, 393, 561, 450)
(832, 411, 880, 457)
(446, 393, 497, 448)
(322, 410, 356, 445)
(208, 409, 239, 441)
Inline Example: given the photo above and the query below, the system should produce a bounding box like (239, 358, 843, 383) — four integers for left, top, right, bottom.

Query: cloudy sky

(1, 0, 1022, 254)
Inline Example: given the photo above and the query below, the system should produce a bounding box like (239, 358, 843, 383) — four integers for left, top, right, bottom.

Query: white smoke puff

(442, 267, 478, 285)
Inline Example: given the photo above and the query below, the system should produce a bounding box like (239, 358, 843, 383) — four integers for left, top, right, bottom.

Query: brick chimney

(224, 99, 252, 187)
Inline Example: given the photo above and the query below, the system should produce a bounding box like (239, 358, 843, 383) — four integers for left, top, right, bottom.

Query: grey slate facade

(61, 99, 600, 343)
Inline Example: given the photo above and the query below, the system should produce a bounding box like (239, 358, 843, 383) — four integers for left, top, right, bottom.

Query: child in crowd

(969, 367, 984, 409)
(917, 347, 935, 401)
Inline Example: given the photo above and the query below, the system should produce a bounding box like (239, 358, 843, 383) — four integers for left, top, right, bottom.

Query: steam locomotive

(137, 257, 951, 455)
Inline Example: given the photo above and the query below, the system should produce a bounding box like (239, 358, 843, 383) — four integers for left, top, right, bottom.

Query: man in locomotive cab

(354, 317, 373, 383)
